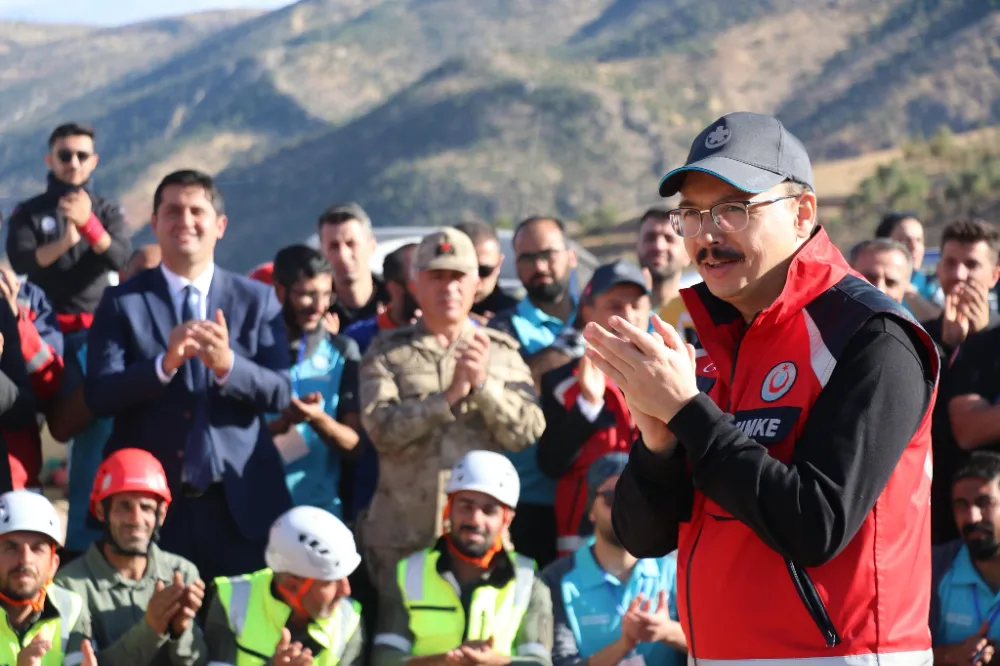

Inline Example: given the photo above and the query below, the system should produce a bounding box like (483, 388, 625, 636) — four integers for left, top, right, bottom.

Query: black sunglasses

(477, 264, 496, 279)
(56, 149, 91, 164)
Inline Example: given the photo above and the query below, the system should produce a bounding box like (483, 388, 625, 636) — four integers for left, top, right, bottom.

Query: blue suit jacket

(84, 266, 293, 539)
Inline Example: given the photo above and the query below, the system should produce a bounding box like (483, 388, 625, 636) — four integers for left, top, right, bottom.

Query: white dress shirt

(155, 263, 232, 384)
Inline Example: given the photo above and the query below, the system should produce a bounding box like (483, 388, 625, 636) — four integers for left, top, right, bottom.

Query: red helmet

(90, 449, 171, 517)
(248, 262, 274, 285)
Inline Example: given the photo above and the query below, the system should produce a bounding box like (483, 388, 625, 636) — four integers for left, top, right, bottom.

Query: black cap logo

(705, 125, 731, 150)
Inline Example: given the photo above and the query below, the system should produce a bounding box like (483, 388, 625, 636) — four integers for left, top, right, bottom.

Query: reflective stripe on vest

(0, 584, 84, 666)
(215, 568, 360, 666)
(687, 649, 934, 666)
(397, 549, 536, 656)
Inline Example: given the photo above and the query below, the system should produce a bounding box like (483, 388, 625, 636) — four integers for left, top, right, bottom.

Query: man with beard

(931, 451, 1000, 665)
(359, 228, 544, 600)
(0, 489, 95, 666)
(490, 216, 578, 570)
(49, 244, 162, 561)
(636, 208, 691, 312)
(543, 454, 686, 666)
(922, 219, 1000, 359)
(345, 243, 420, 355)
(372, 451, 553, 666)
(268, 244, 363, 520)
(636, 209, 698, 347)
(55, 448, 207, 666)
(205, 505, 365, 666)
(536, 261, 651, 557)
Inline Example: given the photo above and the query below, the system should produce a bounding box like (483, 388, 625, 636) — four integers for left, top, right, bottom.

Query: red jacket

(5, 289, 65, 488)
(677, 229, 937, 663)
(552, 370, 634, 555)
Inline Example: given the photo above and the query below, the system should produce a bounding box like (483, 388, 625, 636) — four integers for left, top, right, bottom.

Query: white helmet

(446, 451, 520, 508)
(0, 491, 63, 547)
(265, 506, 361, 581)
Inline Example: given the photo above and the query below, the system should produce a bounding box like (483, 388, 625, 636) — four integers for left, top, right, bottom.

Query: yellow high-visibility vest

(214, 568, 360, 666)
(396, 548, 535, 656)
(0, 584, 84, 666)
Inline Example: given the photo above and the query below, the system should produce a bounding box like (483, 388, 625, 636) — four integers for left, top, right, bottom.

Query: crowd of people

(0, 110, 993, 666)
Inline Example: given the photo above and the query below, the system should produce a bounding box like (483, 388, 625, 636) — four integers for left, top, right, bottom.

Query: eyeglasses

(516, 249, 564, 267)
(666, 195, 799, 238)
(478, 264, 496, 279)
(56, 149, 92, 164)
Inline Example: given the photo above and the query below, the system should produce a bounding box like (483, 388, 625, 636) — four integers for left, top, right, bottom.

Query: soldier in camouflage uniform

(358, 227, 545, 594)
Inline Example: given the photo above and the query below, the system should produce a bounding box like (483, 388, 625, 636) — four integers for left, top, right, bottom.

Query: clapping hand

(583, 314, 695, 451)
(192, 309, 234, 377)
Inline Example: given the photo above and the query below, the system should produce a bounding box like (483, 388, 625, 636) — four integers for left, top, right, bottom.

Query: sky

(0, 0, 296, 26)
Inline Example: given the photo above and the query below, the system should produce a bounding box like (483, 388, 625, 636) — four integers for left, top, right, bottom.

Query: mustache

(963, 522, 992, 537)
(697, 246, 745, 265)
(529, 272, 554, 284)
(458, 525, 488, 539)
(7, 565, 36, 577)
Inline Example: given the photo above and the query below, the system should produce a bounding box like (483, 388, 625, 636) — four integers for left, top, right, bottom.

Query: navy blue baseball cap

(581, 260, 650, 301)
(587, 453, 629, 508)
(658, 112, 814, 198)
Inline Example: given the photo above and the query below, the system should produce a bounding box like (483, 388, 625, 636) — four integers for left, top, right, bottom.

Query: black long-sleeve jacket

(612, 315, 935, 566)
(7, 173, 131, 315)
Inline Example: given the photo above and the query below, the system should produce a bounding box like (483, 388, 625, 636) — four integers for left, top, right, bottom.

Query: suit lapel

(142, 268, 177, 349)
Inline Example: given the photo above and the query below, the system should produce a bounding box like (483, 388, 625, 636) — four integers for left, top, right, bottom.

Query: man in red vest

(584, 112, 939, 666)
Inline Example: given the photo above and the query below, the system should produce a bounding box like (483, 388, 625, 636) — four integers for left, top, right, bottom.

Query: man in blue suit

(84, 169, 293, 581)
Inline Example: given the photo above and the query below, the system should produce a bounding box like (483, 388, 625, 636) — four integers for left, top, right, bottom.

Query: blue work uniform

(271, 332, 361, 519)
(542, 538, 685, 666)
(932, 540, 1000, 645)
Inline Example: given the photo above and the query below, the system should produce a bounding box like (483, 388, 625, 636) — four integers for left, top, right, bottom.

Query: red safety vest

(678, 228, 937, 666)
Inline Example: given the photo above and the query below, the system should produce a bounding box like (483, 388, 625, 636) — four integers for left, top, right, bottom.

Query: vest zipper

(685, 522, 705, 663)
(785, 559, 842, 647)
(725, 318, 752, 411)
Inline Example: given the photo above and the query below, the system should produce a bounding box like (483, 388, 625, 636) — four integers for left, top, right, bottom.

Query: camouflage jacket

(359, 320, 545, 550)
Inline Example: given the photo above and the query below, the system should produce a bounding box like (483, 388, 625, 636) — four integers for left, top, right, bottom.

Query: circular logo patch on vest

(761, 361, 797, 402)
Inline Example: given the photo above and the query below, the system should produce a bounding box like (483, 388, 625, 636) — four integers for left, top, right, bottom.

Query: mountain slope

(2, 0, 1000, 270)
(211, 53, 668, 267)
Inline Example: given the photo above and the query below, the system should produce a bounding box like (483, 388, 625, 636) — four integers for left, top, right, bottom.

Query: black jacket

(613, 315, 935, 565)
(6, 174, 131, 315)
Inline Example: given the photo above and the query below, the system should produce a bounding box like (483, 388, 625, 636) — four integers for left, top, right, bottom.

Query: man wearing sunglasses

(6, 122, 131, 346)
(588, 112, 940, 666)
(453, 220, 518, 321)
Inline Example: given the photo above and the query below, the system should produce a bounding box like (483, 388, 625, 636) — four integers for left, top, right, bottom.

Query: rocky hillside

(0, 0, 997, 269)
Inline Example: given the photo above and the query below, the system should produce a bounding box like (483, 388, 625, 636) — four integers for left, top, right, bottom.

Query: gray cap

(586, 453, 628, 509)
(658, 112, 814, 197)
